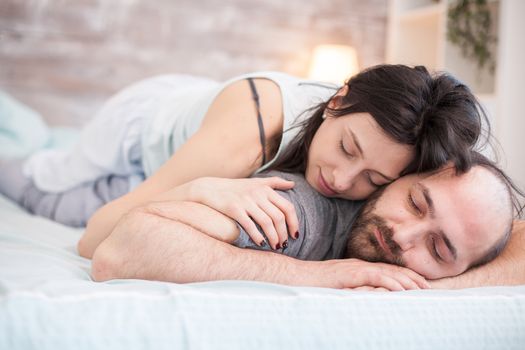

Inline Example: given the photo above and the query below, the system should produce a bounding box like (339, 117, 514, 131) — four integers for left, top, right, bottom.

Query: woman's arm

(78, 79, 284, 258)
(79, 174, 298, 256)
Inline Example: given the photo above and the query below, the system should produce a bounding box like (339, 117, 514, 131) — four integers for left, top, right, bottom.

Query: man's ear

(327, 84, 349, 109)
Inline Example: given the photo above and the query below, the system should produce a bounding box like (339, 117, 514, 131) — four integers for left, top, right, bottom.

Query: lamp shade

(307, 44, 359, 85)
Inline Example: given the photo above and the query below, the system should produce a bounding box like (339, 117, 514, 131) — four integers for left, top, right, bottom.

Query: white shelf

(387, 0, 498, 95)
(397, 3, 445, 22)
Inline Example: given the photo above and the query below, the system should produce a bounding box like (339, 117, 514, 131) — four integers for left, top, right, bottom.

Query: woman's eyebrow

(347, 127, 394, 182)
(348, 129, 364, 157)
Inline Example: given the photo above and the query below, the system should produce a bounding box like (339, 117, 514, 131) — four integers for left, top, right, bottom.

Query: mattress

(1, 193, 525, 349)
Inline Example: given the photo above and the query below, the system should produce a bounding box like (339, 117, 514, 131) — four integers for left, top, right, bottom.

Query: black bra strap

(247, 78, 267, 166)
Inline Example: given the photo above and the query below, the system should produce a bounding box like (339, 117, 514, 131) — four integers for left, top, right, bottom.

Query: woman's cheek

(343, 178, 373, 200)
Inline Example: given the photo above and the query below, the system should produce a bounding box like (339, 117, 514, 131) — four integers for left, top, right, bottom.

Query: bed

(1, 92, 525, 349)
(1, 192, 525, 349)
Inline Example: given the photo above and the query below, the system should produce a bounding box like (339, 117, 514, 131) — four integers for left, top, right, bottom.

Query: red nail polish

(295, 231, 300, 239)
(276, 243, 281, 250)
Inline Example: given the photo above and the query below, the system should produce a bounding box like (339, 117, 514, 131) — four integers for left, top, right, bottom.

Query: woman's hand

(188, 176, 299, 250)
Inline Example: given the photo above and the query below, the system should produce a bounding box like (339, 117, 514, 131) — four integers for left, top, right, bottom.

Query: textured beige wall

(0, 0, 387, 126)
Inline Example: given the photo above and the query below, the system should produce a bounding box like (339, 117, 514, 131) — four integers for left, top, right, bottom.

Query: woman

(0, 65, 485, 255)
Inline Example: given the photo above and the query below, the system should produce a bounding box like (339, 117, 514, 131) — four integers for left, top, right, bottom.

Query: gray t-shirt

(233, 171, 364, 260)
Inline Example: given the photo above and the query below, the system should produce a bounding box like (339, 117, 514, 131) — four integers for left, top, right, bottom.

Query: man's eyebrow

(418, 183, 458, 261)
(347, 128, 394, 182)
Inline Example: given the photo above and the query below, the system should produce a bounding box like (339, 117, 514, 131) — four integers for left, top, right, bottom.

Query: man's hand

(312, 259, 431, 291)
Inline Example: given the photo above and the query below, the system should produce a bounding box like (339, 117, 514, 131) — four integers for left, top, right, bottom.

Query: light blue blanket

(0, 92, 79, 158)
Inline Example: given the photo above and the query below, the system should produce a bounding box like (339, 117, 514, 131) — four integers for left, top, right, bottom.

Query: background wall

(494, 0, 525, 200)
(0, 0, 388, 126)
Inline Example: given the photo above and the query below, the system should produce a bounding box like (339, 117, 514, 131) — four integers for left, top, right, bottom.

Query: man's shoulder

(257, 170, 305, 183)
(256, 170, 363, 259)
(257, 171, 360, 210)
(257, 171, 319, 197)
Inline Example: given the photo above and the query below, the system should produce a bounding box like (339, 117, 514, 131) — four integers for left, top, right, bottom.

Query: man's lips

(318, 172, 337, 196)
(374, 227, 394, 258)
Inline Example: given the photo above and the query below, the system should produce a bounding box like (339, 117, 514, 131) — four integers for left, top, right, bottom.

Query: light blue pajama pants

(0, 158, 140, 227)
(0, 76, 183, 227)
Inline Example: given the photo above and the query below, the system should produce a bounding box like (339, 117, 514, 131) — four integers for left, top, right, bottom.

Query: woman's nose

(332, 163, 362, 192)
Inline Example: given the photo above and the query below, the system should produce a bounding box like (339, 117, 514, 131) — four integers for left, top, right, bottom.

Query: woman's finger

(264, 177, 295, 191)
(235, 212, 267, 247)
(268, 190, 299, 240)
(245, 205, 280, 250)
(257, 200, 289, 248)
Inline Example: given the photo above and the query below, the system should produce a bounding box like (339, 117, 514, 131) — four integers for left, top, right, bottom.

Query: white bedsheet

(1, 194, 525, 349)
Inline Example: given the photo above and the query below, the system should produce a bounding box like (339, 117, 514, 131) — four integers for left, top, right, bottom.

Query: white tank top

(141, 71, 338, 176)
(22, 72, 338, 193)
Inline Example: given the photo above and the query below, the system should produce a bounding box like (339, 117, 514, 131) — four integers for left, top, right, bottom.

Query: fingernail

(282, 240, 288, 249)
(260, 240, 267, 247)
(276, 243, 281, 250)
(295, 231, 299, 239)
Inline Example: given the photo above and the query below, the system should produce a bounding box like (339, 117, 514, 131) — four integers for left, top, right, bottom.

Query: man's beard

(345, 187, 405, 267)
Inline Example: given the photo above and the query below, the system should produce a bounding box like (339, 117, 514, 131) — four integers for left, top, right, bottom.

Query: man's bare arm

(91, 205, 430, 290)
(91, 208, 303, 285)
(431, 220, 525, 289)
(139, 200, 241, 243)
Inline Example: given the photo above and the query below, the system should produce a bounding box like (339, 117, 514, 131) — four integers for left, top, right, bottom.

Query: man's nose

(394, 222, 428, 252)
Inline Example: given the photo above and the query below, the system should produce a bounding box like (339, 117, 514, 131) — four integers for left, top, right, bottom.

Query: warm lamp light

(307, 44, 359, 85)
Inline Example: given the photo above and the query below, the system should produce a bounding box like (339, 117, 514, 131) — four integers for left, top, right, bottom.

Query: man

(87, 160, 524, 291)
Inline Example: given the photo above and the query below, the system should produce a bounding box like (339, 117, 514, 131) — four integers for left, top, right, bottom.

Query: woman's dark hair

(268, 64, 488, 176)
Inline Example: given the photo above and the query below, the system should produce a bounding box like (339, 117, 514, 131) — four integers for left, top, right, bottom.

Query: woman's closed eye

(339, 139, 390, 189)
(365, 171, 380, 188)
(339, 139, 354, 158)
(367, 171, 393, 188)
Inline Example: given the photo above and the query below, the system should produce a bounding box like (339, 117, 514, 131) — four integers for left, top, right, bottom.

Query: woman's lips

(374, 227, 394, 258)
(318, 172, 337, 196)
